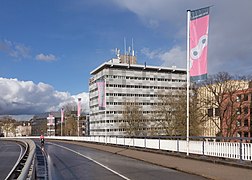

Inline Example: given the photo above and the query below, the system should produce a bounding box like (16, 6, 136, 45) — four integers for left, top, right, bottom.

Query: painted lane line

(4, 142, 24, 180)
(49, 142, 131, 180)
(17, 143, 23, 160)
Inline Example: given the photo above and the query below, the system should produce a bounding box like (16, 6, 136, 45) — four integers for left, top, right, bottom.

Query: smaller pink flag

(61, 108, 64, 123)
(77, 98, 81, 117)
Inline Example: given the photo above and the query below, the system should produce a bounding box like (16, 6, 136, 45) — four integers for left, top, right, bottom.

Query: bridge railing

(1, 138, 36, 180)
(45, 136, 252, 162)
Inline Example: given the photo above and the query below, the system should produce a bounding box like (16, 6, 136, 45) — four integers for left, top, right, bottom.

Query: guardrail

(1, 138, 36, 180)
(5, 136, 252, 162)
(46, 136, 252, 162)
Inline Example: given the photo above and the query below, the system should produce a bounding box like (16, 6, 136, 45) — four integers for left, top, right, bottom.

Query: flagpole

(186, 9, 191, 156)
(77, 98, 81, 137)
(61, 108, 63, 136)
(105, 77, 107, 142)
(60, 109, 63, 136)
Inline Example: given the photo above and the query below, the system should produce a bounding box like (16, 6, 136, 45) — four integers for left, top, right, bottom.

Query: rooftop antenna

(132, 38, 135, 56)
(116, 48, 120, 59)
(115, 48, 118, 57)
(124, 37, 126, 55)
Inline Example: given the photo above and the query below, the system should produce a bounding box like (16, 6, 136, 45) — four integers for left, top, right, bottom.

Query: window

(236, 95, 241, 102)
(208, 108, 213, 117)
(237, 119, 241, 127)
(237, 131, 242, 137)
(244, 119, 248, 127)
(215, 108, 220, 117)
(244, 132, 249, 137)
(236, 108, 241, 115)
(244, 107, 248, 114)
(244, 94, 248, 101)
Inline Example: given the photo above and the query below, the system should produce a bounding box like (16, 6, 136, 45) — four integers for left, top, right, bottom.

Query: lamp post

(77, 98, 81, 136)
(61, 108, 64, 136)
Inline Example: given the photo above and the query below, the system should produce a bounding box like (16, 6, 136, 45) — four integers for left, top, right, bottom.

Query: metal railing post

(202, 138, 205, 156)
(177, 139, 179, 152)
(239, 139, 243, 161)
(159, 138, 160, 150)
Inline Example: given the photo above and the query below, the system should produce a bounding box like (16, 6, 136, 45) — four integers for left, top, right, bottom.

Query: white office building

(89, 55, 187, 136)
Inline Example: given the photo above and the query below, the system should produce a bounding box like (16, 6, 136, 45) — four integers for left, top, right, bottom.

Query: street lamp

(77, 98, 81, 136)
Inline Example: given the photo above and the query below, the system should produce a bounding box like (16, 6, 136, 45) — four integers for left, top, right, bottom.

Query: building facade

(89, 56, 187, 136)
(198, 80, 250, 137)
(221, 88, 252, 140)
(16, 121, 31, 137)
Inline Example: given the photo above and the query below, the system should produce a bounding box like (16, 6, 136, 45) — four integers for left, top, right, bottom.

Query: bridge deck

(52, 140, 252, 180)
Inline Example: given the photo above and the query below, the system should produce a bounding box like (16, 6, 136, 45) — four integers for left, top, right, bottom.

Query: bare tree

(61, 103, 78, 136)
(121, 101, 147, 136)
(199, 72, 251, 137)
(64, 116, 77, 136)
(152, 91, 176, 136)
(153, 88, 204, 136)
(0, 116, 16, 137)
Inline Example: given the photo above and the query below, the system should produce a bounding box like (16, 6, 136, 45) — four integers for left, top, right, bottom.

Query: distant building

(221, 88, 252, 140)
(30, 113, 48, 136)
(30, 111, 89, 136)
(198, 80, 250, 137)
(0, 117, 16, 137)
(16, 121, 31, 137)
(89, 54, 187, 136)
(47, 113, 56, 136)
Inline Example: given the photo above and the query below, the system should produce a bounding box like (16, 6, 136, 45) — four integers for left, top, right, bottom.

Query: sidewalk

(57, 140, 252, 180)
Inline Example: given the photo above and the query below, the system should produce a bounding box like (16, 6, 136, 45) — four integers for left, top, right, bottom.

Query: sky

(0, 0, 252, 119)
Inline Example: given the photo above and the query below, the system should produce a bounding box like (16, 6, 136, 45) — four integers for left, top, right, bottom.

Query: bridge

(1, 136, 252, 180)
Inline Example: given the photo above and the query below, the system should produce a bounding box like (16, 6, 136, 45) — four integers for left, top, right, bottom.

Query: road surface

(0, 140, 23, 180)
(43, 141, 207, 180)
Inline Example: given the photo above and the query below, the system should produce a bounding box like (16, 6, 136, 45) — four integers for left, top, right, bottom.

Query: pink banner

(97, 79, 106, 110)
(77, 98, 81, 117)
(190, 7, 209, 81)
(61, 108, 64, 123)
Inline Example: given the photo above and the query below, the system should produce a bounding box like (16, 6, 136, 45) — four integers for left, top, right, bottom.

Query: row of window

(90, 93, 183, 101)
(90, 119, 159, 124)
(90, 111, 171, 116)
(236, 119, 252, 127)
(208, 107, 252, 117)
(89, 75, 186, 85)
(237, 131, 251, 138)
(236, 107, 252, 115)
(107, 84, 185, 90)
(90, 127, 166, 132)
(90, 102, 177, 109)
(106, 93, 179, 98)
(236, 93, 252, 102)
(106, 75, 186, 81)
(90, 84, 185, 93)
(207, 108, 219, 117)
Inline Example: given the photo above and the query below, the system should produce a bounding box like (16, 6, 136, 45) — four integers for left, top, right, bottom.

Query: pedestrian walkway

(55, 140, 252, 180)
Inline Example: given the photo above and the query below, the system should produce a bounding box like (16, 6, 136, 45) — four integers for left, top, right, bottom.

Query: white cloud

(0, 39, 30, 58)
(35, 53, 57, 61)
(112, 0, 252, 75)
(72, 92, 90, 113)
(141, 46, 186, 68)
(0, 77, 89, 115)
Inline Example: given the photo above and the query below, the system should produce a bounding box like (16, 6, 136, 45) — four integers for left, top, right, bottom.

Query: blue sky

(1, 0, 252, 117)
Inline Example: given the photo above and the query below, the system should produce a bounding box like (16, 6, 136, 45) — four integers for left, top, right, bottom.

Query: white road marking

(49, 142, 131, 180)
(17, 143, 23, 160)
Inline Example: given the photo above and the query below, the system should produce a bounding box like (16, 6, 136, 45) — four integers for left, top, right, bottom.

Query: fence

(47, 136, 252, 161)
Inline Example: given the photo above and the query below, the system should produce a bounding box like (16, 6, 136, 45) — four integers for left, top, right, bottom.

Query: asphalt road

(43, 141, 207, 180)
(0, 140, 22, 180)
